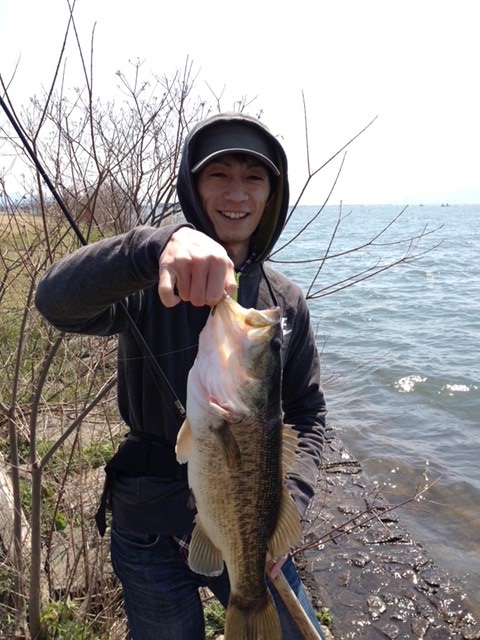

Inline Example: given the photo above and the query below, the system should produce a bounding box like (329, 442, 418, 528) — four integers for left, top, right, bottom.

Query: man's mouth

(220, 210, 248, 220)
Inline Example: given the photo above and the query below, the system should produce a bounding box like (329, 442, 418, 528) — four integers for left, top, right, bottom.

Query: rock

(350, 551, 371, 567)
(379, 622, 400, 639)
(367, 595, 386, 620)
(411, 616, 430, 638)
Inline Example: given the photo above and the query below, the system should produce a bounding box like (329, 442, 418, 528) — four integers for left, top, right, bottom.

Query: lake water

(274, 203, 480, 616)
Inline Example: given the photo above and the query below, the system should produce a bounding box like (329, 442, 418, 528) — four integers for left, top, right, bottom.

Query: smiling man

(35, 113, 327, 639)
(196, 154, 272, 265)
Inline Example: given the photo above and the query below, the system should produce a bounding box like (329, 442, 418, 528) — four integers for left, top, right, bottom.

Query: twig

(297, 473, 443, 554)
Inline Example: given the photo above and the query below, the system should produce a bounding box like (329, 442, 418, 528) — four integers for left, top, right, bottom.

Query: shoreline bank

(300, 426, 479, 639)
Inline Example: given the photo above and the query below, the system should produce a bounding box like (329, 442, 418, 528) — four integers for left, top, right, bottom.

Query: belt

(95, 431, 188, 536)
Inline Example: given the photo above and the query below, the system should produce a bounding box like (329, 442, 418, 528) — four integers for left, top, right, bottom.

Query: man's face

(196, 153, 272, 266)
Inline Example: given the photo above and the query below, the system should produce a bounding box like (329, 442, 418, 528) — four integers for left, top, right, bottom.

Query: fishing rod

(1, 95, 87, 247)
(0, 94, 186, 419)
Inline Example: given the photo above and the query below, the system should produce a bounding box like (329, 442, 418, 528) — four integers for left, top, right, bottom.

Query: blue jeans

(111, 522, 324, 639)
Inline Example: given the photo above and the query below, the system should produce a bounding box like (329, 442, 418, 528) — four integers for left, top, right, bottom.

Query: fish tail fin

(224, 591, 281, 640)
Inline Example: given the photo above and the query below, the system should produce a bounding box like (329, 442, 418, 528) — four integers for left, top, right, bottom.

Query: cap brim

(191, 148, 280, 176)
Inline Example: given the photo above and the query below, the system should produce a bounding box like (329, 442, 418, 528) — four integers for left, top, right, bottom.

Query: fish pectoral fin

(188, 519, 224, 577)
(268, 488, 303, 559)
(175, 419, 193, 464)
(282, 424, 299, 473)
(208, 400, 248, 425)
(209, 420, 241, 469)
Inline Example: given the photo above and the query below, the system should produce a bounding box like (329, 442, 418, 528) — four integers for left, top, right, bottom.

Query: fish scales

(194, 415, 282, 587)
(176, 295, 303, 639)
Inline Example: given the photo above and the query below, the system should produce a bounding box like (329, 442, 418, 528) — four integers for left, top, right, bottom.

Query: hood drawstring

(235, 251, 279, 309)
(232, 272, 240, 302)
(260, 263, 279, 308)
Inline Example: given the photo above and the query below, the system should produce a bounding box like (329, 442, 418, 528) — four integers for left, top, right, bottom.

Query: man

(35, 113, 327, 639)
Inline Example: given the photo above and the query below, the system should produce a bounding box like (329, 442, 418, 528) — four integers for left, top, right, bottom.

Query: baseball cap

(191, 120, 280, 176)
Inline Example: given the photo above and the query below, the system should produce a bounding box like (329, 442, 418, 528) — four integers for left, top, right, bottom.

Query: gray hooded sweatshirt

(35, 113, 326, 534)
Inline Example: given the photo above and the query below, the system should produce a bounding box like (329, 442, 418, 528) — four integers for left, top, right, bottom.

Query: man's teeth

(221, 211, 248, 220)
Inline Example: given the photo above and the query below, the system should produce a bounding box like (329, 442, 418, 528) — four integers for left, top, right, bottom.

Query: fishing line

(0, 94, 87, 247)
(0, 94, 186, 418)
(117, 341, 199, 363)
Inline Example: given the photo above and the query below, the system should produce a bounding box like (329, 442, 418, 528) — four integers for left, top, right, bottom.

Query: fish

(176, 294, 302, 640)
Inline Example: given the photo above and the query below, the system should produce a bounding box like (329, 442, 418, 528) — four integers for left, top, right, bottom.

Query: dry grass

(0, 211, 42, 226)
(0, 213, 130, 638)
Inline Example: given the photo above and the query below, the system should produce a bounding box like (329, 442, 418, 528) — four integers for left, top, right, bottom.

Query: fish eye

(270, 337, 282, 352)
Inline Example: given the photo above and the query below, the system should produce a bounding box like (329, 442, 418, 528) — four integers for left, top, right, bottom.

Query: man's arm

(35, 225, 237, 332)
(282, 294, 327, 520)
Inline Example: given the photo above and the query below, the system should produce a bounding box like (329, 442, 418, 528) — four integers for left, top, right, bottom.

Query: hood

(176, 112, 289, 265)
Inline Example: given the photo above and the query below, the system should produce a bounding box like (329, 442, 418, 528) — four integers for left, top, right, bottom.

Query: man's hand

(266, 553, 288, 581)
(158, 227, 237, 307)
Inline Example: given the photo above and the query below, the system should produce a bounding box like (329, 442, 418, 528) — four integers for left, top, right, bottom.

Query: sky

(1, 0, 479, 205)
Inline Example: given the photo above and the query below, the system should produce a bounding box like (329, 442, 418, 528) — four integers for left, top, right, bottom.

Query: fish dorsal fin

(210, 420, 242, 469)
(175, 419, 193, 464)
(282, 424, 298, 474)
(188, 518, 225, 577)
(268, 487, 303, 560)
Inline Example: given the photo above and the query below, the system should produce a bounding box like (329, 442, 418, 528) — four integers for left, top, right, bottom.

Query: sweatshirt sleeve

(35, 224, 189, 335)
(282, 291, 327, 521)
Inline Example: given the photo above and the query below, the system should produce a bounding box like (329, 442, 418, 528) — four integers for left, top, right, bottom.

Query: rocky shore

(298, 426, 480, 640)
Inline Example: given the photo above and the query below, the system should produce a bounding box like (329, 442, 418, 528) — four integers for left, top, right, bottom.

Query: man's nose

(225, 178, 248, 201)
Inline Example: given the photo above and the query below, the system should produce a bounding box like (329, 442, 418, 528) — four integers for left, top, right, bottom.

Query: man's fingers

(266, 553, 288, 580)
(204, 262, 235, 306)
(158, 267, 181, 308)
(223, 271, 238, 300)
(158, 228, 237, 307)
(189, 265, 209, 307)
(159, 264, 219, 308)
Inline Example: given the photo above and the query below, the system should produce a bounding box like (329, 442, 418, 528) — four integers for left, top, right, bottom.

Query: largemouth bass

(176, 294, 302, 639)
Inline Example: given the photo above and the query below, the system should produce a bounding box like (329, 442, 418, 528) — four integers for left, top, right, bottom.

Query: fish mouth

(212, 295, 280, 343)
(244, 307, 280, 328)
(217, 294, 280, 328)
